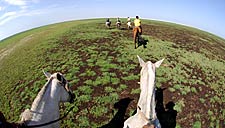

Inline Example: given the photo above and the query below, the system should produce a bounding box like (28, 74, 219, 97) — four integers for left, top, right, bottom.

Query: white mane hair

(31, 77, 52, 110)
(20, 78, 52, 122)
(20, 72, 62, 121)
(19, 71, 72, 128)
(20, 109, 33, 122)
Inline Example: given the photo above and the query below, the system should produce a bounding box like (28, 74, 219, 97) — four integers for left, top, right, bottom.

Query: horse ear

(56, 73, 62, 82)
(154, 58, 164, 68)
(43, 70, 51, 79)
(137, 55, 145, 67)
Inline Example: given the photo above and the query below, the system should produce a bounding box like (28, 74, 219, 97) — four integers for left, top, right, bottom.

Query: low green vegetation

(0, 18, 224, 127)
(193, 121, 201, 128)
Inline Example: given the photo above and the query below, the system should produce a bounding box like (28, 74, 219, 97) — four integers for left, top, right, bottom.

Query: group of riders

(105, 16, 142, 32)
(105, 16, 143, 49)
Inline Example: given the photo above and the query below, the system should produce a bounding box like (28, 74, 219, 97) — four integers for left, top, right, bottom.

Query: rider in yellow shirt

(133, 16, 145, 49)
(134, 16, 142, 35)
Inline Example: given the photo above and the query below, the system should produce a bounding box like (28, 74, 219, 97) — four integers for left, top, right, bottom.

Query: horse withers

(20, 71, 75, 128)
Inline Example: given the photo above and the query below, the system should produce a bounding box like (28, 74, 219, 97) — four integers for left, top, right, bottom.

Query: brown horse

(133, 26, 142, 49)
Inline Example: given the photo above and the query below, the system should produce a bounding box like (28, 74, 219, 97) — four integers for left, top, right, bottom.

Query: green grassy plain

(0, 18, 224, 128)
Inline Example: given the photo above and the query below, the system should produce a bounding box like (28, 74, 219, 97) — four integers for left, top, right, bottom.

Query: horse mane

(31, 77, 53, 110)
(20, 109, 33, 122)
(20, 78, 53, 122)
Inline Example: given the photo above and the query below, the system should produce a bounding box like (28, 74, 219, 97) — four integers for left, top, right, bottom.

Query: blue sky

(0, 0, 225, 40)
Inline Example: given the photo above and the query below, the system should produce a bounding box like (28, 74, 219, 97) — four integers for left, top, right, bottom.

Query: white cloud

(0, 6, 5, 11)
(0, 8, 46, 26)
(3, 0, 27, 6)
(2, 0, 39, 9)
(0, 0, 42, 26)
(0, 11, 18, 26)
(3, 0, 40, 6)
(0, 11, 17, 20)
(31, 0, 40, 4)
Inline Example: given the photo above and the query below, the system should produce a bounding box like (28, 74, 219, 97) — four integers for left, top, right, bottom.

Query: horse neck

(139, 68, 156, 119)
(31, 79, 60, 114)
(140, 71, 155, 92)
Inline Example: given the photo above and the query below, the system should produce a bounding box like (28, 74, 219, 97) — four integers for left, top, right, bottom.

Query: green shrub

(78, 85, 93, 94)
(111, 77, 120, 85)
(86, 69, 96, 77)
(191, 87, 197, 93)
(117, 84, 127, 91)
(199, 98, 205, 103)
(131, 88, 141, 94)
(193, 121, 201, 128)
(77, 95, 91, 102)
(78, 116, 90, 127)
(168, 87, 176, 92)
(105, 86, 115, 93)
(90, 105, 108, 117)
(84, 79, 93, 85)
(174, 99, 185, 113)
(175, 124, 181, 128)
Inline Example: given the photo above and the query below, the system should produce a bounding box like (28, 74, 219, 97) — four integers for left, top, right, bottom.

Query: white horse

(127, 17, 132, 30)
(105, 18, 111, 28)
(20, 71, 74, 128)
(127, 21, 132, 29)
(123, 55, 164, 128)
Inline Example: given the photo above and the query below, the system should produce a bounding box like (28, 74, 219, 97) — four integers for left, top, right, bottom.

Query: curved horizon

(0, 0, 225, 40)
(1, 17, 225, 42)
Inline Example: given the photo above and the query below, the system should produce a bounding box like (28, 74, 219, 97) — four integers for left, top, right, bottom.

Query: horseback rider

(134, 15, 142, 35)
(127, 17, 132, 29)
(133, 15, 143, 48)
(116, 17, 121, 28)
(105, 18, 111, 28)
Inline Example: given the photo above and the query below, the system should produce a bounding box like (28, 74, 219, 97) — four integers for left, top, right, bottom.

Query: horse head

(137, 55, 164, 76)
(43, 71, 75, 103)
(20, 71, 75, 127)
(137, 55, 163, 127)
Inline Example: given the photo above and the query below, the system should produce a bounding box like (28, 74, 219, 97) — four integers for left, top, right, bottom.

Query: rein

(21, 106, 74, 128)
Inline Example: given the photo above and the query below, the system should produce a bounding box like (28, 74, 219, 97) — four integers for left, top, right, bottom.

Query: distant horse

(127, 17, 132, 30)
(127, 21, 132, 30)
(19, 71, 74, 128)
(123, 55, 164, 128)
(116, 17, 121, 29)
(106, 19, 111, 29)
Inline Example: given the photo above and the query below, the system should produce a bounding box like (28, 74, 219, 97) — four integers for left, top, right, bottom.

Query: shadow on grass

(99, 97, 133, 128)
(156, 87, 177, 128)
(0, 111, 19, 127)
(137, 35, 148, 49)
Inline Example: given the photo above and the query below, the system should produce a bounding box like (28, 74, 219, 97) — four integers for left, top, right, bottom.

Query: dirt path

(0, 34, 33, 62)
